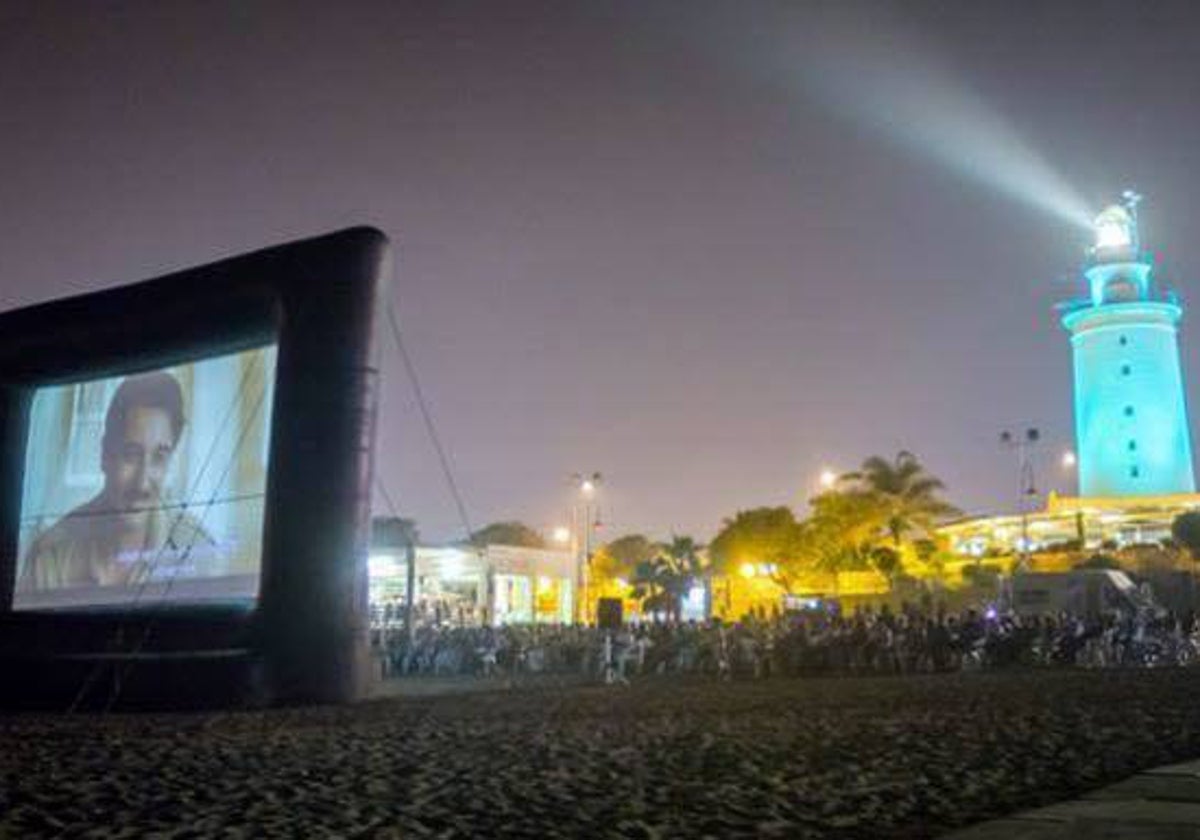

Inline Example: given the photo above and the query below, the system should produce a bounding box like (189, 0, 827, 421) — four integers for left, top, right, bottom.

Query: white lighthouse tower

(1060, 194, 1195, 498)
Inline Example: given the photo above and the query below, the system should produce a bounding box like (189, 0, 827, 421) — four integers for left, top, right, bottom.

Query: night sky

(4, 1, 1200, 542)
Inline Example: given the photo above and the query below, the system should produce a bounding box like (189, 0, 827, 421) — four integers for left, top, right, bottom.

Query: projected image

(14, 346, 276, 609)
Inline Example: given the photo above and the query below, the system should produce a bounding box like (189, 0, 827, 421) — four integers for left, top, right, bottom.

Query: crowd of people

(371, 603, 1200, 681)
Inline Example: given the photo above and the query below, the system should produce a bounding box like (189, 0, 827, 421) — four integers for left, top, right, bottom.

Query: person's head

(100, 371, 185, 513)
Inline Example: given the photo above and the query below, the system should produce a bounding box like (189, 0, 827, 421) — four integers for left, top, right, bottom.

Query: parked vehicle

(1008, 569, 1162, 619)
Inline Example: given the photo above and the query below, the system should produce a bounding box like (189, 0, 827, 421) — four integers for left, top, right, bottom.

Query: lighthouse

(1061, 194, 1195, 497)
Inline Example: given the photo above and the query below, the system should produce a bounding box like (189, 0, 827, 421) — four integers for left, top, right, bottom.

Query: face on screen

(13, 346, 276, 610)
(103, 406, 178, 516)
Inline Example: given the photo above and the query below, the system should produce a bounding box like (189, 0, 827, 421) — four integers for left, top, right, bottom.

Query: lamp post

(1000, 427, 1040, 571)
(1060, 449, 1077, 495)
(571, 472, 602, 625)
(1059, 449, 1085, 546)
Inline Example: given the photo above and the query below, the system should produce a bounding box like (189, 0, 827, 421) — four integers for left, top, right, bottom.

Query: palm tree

(839, 451, 960, 548)
(631, 535, 706, 621)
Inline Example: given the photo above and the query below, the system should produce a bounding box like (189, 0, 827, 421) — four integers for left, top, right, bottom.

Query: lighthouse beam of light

(793, 26, 1094, 232)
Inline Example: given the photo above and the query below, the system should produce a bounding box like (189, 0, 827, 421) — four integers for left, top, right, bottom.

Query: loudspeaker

(596, 598, 623, 630)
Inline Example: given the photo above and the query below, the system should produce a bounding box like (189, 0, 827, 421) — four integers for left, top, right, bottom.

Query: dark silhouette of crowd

(372, 603, 1200, 681)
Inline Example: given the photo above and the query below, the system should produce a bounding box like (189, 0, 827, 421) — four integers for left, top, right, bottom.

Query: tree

(801, 491, 890, 575)
(838, 451, 960, 547)
(870, 545, 902, 580)
(632, 535, 707, 621)
(630, 558, 674, 618)
(912, 536, 956, 583)
(1171, 512, 1200, 561)
(913, 538, 938, 563)
(709, 507, 803, 581)
(661, 534, 705, 581)
(469, 521, 546, 549)
(592, 534, 656, 581)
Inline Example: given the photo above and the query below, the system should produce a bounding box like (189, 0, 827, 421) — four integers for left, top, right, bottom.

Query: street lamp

(819, 468, 838, 490)
(1061, 450, 1077, 496)
(573, 472, 601, 495)
(1000, 427, 1040, 570)
(552, 526, 571, 545)
(571, 472, 603, 624)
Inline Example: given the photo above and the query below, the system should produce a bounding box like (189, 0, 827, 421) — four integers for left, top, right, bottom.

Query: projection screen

(13, 345, 276, 610)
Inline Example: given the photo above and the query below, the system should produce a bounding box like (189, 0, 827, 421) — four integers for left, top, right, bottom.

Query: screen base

(0, 604, 266, 710)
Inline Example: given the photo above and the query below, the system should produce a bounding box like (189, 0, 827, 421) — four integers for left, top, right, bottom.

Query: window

(1119, 335, 1128, 346)
(65, 379, 119, 488)
(1128, 440, 1137, 451)
(1124, 405, 1135, 417)
(1121, 364, 1132, 376)
(1130, 466, 1140, 479)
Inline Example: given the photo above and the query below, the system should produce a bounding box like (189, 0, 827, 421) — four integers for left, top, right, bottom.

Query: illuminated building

(1062, 196, 1195, 496)
(942, 194, 1200, 561)
(940, 491, 1200, 559)
(367, 536, 577, 626)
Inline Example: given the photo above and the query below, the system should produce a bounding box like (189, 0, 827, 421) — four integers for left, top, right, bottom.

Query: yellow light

(819, 469, 838, 489)
(552, 526, 571, 544)
(1061, 451, 1076, 469)
(739, 562, 756, 578)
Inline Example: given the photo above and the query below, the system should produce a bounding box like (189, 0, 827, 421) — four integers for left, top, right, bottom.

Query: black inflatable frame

(0, 227, 387, 709)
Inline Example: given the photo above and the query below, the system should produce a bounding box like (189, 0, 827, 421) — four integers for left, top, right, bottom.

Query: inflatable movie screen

(14, 346, 276, 610)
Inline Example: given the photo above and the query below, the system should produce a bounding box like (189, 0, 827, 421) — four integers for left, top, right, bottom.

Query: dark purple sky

(4, 1, 1200, 542)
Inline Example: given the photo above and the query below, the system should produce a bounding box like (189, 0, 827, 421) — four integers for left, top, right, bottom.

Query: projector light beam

(791, 19, 1093, 231)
